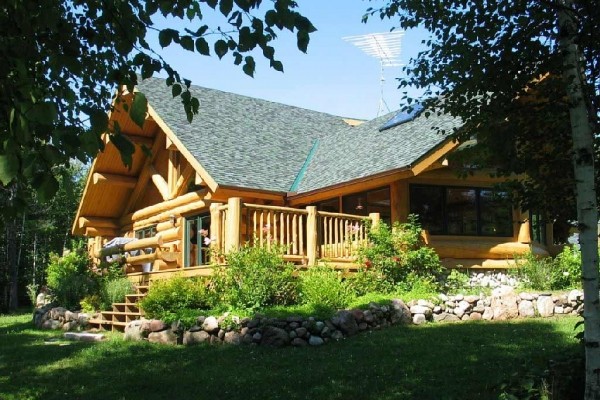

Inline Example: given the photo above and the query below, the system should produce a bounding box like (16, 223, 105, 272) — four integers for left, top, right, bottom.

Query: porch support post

(369, 212, 380, 229)
(210, 203, 223, 254)
(225, 198, 241, 253)
(517, 209, 531, 243)
(306, 206, 318, 266)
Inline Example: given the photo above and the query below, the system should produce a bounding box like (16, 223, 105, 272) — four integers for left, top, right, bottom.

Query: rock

(358, 322, 368, 331)
(188, 325, 202, 332)
(482, 307, 494, 320)
(332, 310, 358, 336)
(433, 306, 442, 314)
(217, 329, 226, 340)
(518, 300, 535, 318)
(457, 300, 471, 311)
(363, 310, 374, 323)
(295, 327, 308, 338)
(537, 296, 555, 317)
(412, 314, 427, 325)
(288, 321, 300, 329)
(309, 336, 324, 346)
(453, 307, 465, 318)
(464, 295, 480, 304)
(291, 338, 308, 347)
(149, 319, 168, 332)
(469, 312, 482, 320)
(64, 311, 78, 322)
(410, 305, 432, 318)
(202, 316, 219, 333)
(564, 306, 574, 314)
(461, 315, 470, 321)
(351, 309, 365, 322)
(64, 332, 105, 342)
(62, 321, 77, 331)
(261, 326, 290, 347)
(491, 286, 519, 320)
(242, 334, 253, 344)
(519, 292, 534, 301)
(454, 294, 464, 301)
(224, 331, 241, 345)
(124, 320, 144, 341)
(433, 313, 460, 323)
(330, 330, 344, 340)
(438, 294, 449, 302)
(148, 329, 178, 345)
(183, 330, 210, 345)
(554, 306, 564, 315)
(472, 306, 485, 314)
(50, 307, 67, 320)
(252, 332, 262, 343)
(288, 330, 297, 339)
(390, 299, 412, 324)
(568, 289, 583, 303)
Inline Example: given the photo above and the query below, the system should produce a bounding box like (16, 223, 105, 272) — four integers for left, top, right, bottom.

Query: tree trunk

(558, 2, 600, 399)
(7, 217, 18, 311)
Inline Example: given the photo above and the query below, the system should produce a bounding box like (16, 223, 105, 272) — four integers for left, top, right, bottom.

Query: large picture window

(409, 185, 513, 237)
(185, 213, 211, 267)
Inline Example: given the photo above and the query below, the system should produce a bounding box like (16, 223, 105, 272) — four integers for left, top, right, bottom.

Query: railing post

(225, 198, 241, 253)
(517, 209, 531, 243)
(306, 206, 318, 266)
(369, 212, 380, 229)
(210, 202, 223, 253)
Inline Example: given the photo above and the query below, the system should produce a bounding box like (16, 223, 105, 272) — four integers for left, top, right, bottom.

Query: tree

(0, 0, 316, 203)
(366, 0, 599, 396)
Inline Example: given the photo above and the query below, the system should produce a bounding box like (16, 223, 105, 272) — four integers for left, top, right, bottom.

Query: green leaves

(195, 37, 210, 55)
(159, 29, 178, 48)
(129, 92, 148, 129)
(214, 39, 229, 59)
(0, 153, 19, 185)
(109, 134, 135, 168)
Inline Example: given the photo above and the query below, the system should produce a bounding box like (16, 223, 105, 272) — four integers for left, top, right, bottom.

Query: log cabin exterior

(72, 77, 551, 285)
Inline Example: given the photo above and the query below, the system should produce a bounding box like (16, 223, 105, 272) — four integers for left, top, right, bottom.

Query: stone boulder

(202, 316, 220, 334)
(518, 300, 535, 318)
(183, 330, 210, 345)
(260, 326, 290, 347)
(148, 329, 178, 345)
(537, 296, 555, 317)
(332, 310, 359, 336)
(124, 320, 145, 341)
(491, 286, 519, 320)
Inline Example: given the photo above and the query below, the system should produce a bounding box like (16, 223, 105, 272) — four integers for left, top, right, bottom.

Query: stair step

(101, 311, 142, 317)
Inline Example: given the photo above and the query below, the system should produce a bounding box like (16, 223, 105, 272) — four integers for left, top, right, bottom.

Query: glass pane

(317, 198, 339, 213)
(446, 188, 477, 235)
(367, 187, 390, 206)
(480, 190, 513, 236)
(409, 186, 444, 234)
(342, 193, 368, 216)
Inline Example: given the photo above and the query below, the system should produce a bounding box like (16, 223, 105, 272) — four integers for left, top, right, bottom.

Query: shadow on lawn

(0, 318, 583, 400)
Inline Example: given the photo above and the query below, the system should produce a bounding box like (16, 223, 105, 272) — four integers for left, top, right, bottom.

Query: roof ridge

(289, 138, 320, 192)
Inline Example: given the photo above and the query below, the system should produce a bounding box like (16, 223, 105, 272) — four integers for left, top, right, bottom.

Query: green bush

(80, 294, 102, 313)
(210, 243, 298, 311)
(552, 245, 581, 289)
(46, 242, 98, 310)
(443, 269, 471, 293)
(140, 276, 212, 326)
(298, 265, 354, 310)
(356, 215, 443, 293)
(101, 278, 134, 309)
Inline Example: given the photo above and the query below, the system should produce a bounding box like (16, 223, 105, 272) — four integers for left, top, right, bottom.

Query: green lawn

(0, 312, 582, 400)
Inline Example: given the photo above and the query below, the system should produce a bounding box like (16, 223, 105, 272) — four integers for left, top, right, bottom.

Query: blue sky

(151, 0, 429, 120)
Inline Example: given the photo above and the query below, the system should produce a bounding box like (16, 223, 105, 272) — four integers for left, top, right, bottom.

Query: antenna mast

(343, 31, 404, 116)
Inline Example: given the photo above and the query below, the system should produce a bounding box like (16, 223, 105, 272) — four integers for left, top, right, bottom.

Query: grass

(0, 311, 583, 400)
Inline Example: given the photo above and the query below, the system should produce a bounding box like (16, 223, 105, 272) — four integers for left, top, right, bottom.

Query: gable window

(135, 225, 157, 239)
(409, 185, 513, 237)
(184, 213, 211, 267)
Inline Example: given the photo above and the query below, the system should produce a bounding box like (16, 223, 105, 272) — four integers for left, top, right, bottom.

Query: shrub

(513, 252, 555, 291)
(356, 215, 443, 292)
(101, 278, 134, 309)
(80, 294, 102, 313)
(552, 245, 581, 289)
(298, 265, 354, 310)
(46, 242, 98, 310)
(140, 276, 212, 326)
(210, 243, 298, 311)
(26, 284, 38, 309)
(443, 269, 471, 293)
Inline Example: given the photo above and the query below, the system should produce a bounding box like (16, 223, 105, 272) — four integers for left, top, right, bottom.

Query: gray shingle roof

(138, 77, 462, 194)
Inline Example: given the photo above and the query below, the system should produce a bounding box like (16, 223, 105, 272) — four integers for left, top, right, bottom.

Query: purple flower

(204, 237, 212, 246)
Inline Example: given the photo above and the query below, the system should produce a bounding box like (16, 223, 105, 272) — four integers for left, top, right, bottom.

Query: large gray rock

(491, 286, 519, 320)
(332, 310, 358, 336)
(412, 314, 427, 325)
(260, 326, 290, 347)
(124, 320, 145, 341)
(482, 307, 494, 321)
(183, 330, 211, 345)
(64, 332, 105, 342)
(568, 289, 583, 303)
(148, 329, 178, 345)
(518, 300, 535, 318)
(224, 331, 241, 345)
(149, 319, 168, 332)
(202, 316, 219, 333)
(291, 338, 308, 347)
(309, 336, 324, 346)
(537, 296, 555, 317)
(390, 299, 412, 324)
(433, 312, 460, 323)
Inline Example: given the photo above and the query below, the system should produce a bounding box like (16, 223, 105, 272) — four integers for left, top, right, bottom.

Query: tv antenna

(343, 31, 404, 116)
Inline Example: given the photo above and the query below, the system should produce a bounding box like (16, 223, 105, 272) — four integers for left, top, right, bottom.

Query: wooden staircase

(88, 285, 149, 332)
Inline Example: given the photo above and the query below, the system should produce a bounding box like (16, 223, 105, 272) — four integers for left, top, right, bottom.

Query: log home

(72, 77, 551, 285)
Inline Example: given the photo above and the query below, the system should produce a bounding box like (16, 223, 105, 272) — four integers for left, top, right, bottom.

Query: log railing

(209, 197, 379, 266)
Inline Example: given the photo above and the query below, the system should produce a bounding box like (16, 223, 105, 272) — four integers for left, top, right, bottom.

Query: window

(409, 185, 513, 237)
(341, 187, 391, 224)
(135, 225, 156, 239)
(185, 213, 211, 267)
(529, 210, 547, 245)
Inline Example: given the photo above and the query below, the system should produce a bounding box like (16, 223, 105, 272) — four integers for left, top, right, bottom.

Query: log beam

(92, 172, 137, 189)
(78, 217, 119, 230)
(172, 163, 194, 198)
(149, 165, 170, 201)
(85, 227, 119, 238)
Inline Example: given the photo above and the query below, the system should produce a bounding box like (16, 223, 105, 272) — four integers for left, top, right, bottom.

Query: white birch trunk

(558, 2, 600, 398)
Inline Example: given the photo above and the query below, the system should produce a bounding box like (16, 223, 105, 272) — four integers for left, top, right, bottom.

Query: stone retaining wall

(122, 287, 584, 348)
(33, 304, 90, 331)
